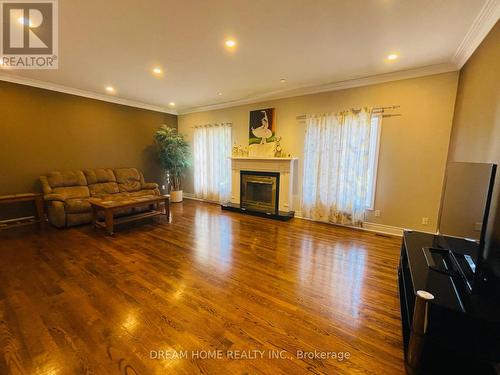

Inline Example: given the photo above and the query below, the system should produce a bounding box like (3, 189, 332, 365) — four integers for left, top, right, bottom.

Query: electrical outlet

(161, 185, 166, 190)
(422, 217, 429, 225)
(374, 210, 381, 217)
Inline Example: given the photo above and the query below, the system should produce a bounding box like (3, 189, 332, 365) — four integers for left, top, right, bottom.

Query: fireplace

(222, 157, 296, 220)
(240, 171, 280, 214)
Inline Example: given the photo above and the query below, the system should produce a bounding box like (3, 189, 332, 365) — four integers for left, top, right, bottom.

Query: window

(193, 123, 232, 202)
(301, 110, 381, 226)
(366, 115, 381, 209)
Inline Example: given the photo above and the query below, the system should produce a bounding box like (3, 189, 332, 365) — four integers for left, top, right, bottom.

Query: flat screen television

(431, 162, 497, 292)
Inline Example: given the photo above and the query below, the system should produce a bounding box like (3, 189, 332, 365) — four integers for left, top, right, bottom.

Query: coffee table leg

(104, 209, 114, 235)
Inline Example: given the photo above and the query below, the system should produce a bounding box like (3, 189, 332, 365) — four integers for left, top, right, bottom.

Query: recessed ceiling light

(105, 86, 115, 93)
(218, 92, 223, 96)
(152, 67, 163, 75)
(280, 78, 286, 83)
(169, 102, 176, 107)
(225, 39, 237, 48)
(386, 54, 399, 61)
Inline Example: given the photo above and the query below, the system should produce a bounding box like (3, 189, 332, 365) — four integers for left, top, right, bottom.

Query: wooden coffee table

(89, 195, 170, 235)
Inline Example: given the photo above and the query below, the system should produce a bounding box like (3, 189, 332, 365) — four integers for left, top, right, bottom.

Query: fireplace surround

(221, 157, 297, 220)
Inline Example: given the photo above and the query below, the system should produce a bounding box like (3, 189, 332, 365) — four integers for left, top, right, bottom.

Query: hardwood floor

(0, 200, 405, 374)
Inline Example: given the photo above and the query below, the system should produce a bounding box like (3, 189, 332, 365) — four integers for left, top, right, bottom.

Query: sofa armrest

(142, 182, 159, 190)
(40, 175, 52, 194)
(46, 200, 66, 227)
(44, 193, 66, 202)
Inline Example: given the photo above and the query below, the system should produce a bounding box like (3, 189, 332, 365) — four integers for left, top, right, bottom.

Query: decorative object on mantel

(232, 144, 249, 157)
(274, 136, 283, 157)
(154, 125, 191, 203)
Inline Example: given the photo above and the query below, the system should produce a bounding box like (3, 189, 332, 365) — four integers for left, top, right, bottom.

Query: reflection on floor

(0, 199, 404, 374)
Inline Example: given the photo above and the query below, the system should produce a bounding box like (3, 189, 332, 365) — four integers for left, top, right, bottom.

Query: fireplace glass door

(240, 172, 279, 214)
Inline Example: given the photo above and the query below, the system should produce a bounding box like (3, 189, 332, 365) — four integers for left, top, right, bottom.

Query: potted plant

(154, 125, 191, 202)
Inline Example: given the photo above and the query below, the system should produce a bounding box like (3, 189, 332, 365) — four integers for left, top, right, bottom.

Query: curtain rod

(192, 123, 233, 128)
(296, 105, 401, 120)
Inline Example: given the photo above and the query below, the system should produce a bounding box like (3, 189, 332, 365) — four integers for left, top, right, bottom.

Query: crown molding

(178, 63, 457, 115)
(0, 73, 177, 115)
(452, 0, 500, 68)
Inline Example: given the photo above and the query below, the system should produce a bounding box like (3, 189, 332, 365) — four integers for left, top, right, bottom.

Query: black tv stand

(399, 230, 500, 374)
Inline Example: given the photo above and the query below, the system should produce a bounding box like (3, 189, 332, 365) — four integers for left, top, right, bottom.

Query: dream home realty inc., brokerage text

(150, 349, 352, 361)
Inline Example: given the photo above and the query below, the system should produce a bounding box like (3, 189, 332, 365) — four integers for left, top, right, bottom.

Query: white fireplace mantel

(230, 157, 298, 213)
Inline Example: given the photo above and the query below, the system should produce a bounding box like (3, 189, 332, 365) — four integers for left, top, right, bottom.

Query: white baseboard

(361, 222, 404, 237)
(184, 197, 404, 237)
(294, 212, 403, 237)
(183, 193, 220, 204)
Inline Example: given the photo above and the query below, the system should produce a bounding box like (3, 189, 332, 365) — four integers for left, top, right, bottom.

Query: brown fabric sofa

(40, 168, 160, 227)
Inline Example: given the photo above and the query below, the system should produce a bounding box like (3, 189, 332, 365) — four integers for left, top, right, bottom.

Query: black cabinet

(399, 231, 500, 374)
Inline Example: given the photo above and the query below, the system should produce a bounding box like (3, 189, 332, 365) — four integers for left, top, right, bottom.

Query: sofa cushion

(47, 170, 87, 188)
(65, 198, 91, 214)
(53, 186, 90, 199)
(88, 182, 120, 197)
(114, 168, 142, 192)
(84, 169, 120, 197)
(84, 169, 116, 184)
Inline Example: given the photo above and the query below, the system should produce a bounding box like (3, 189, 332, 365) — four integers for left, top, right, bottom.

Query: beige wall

(179, 72, 459, 231)
(447, 21, 500, 263)
(0, 81, 177, 195)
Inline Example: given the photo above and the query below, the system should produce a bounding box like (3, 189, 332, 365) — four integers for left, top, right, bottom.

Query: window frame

(365, 115, 382, 210)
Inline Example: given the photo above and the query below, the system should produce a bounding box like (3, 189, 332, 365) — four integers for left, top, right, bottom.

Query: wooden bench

(0, 193, 46, 230)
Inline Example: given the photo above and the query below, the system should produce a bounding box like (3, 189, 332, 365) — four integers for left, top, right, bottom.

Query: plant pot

(170, 190, 183, 203)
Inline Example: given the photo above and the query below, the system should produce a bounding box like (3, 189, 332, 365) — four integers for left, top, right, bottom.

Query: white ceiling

(0, 0, 497, 114)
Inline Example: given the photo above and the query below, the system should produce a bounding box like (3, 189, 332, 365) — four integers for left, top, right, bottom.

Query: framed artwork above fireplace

(249, 108, 276, 145)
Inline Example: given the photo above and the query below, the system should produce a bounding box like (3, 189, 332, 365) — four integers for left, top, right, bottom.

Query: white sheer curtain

(301, 109, 373, 226)
(193, 123, 232, 202)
